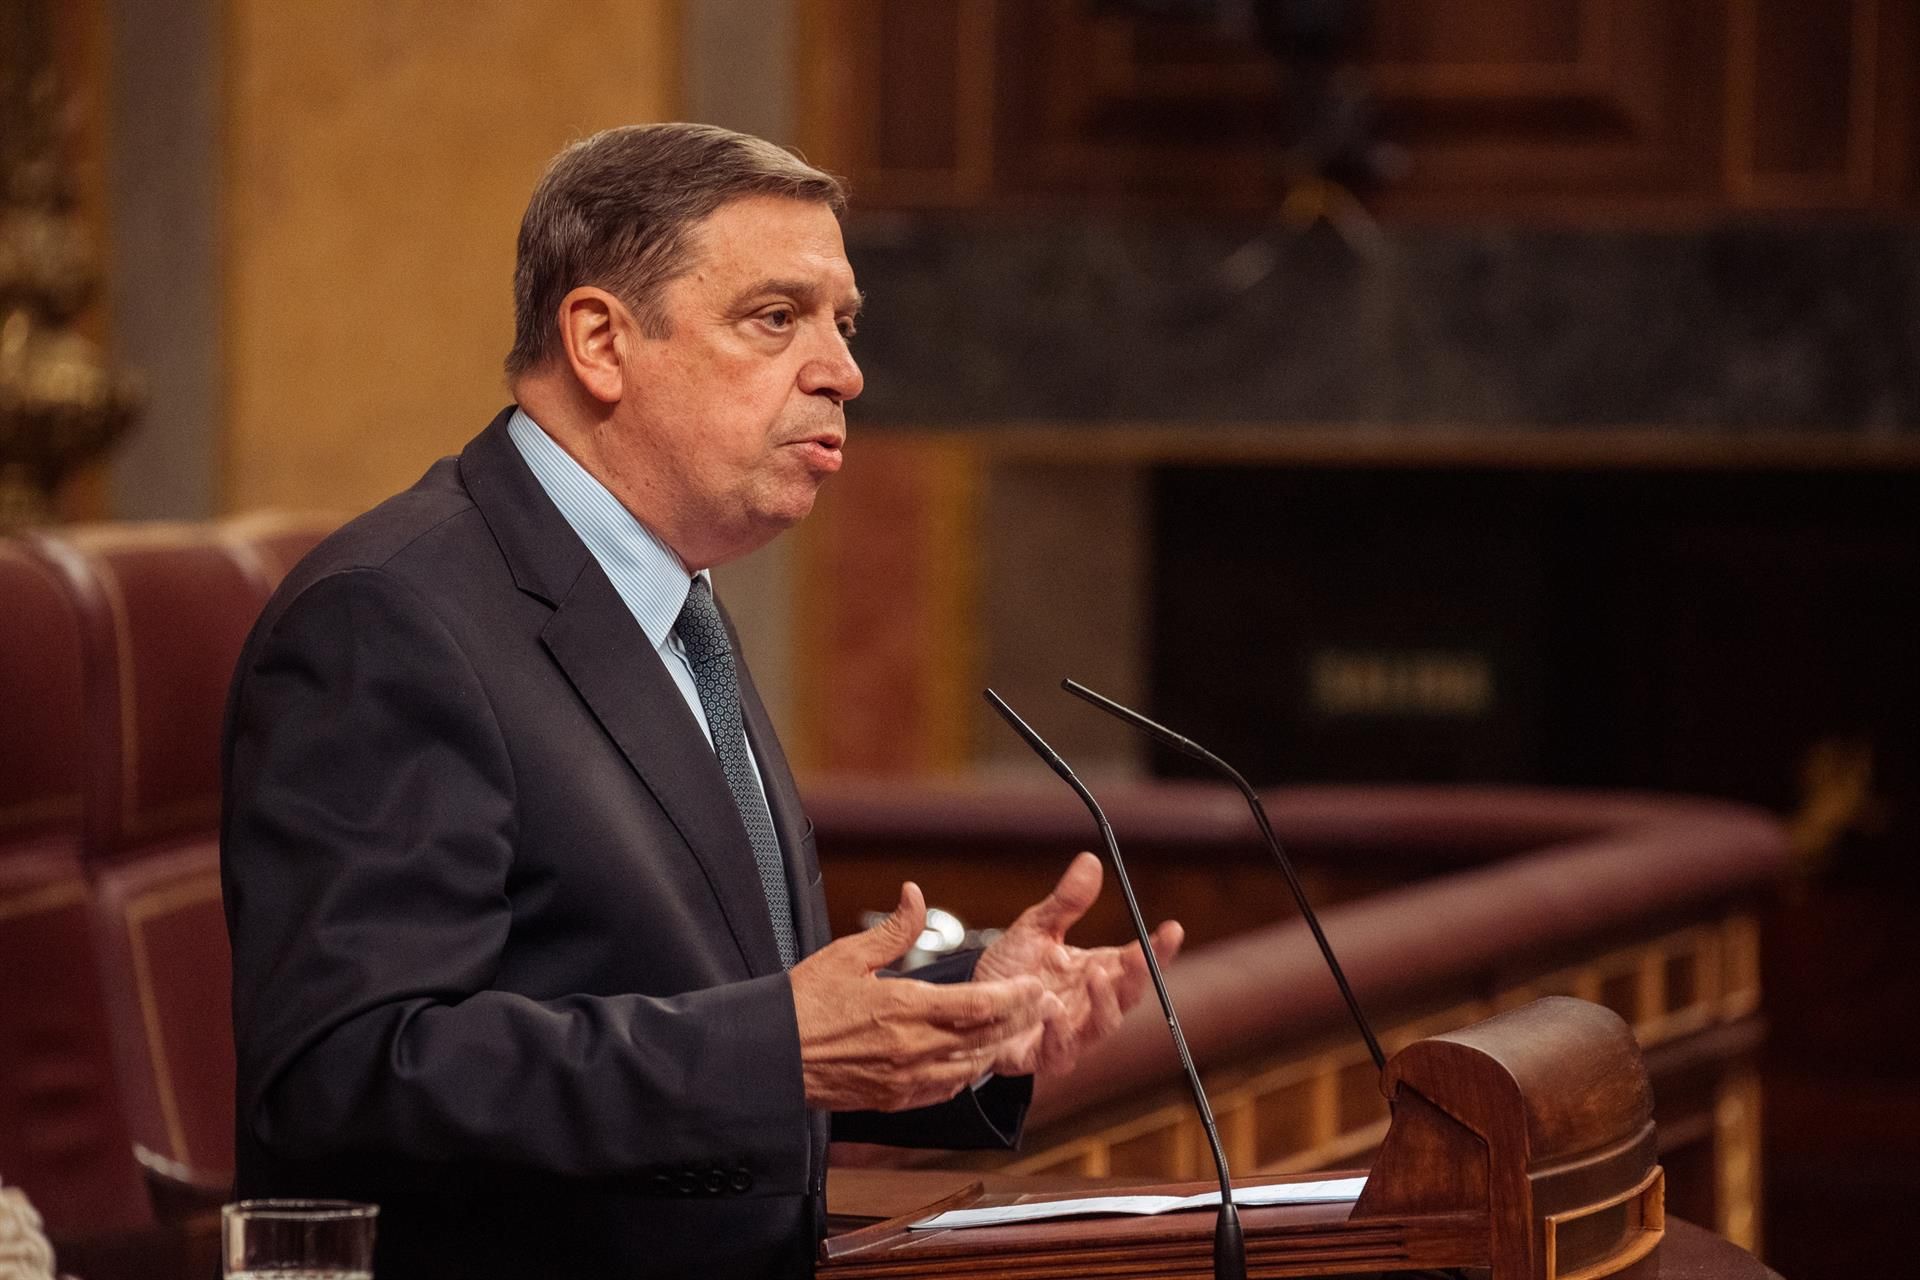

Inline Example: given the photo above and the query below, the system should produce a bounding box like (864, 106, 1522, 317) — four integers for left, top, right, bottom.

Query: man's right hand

(791, 882, 1059, 1112)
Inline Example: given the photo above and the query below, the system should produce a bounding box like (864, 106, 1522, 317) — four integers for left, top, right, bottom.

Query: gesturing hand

(791, 881, 1061, 1112)
(973, 852, 1183, 1079)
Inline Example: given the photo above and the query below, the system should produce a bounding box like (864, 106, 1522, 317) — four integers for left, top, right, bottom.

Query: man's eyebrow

(733, 279, 865, 315)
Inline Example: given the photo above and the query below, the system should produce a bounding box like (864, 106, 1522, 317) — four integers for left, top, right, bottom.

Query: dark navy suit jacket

(220, 408, 1028, 1278)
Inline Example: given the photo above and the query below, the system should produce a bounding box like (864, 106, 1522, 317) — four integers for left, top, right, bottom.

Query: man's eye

(837, 319, 858, 342)
(760, 308, 794, 330)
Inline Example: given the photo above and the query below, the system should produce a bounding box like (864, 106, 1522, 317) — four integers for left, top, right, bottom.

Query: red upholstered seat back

(0, 848, 154, 1237)
(0, 545, 87, 844)
(2, 515, 339, 1223)
(87, 842, 236, 1180)
(27, 525, 272, 859)
(19, 522, 305, 1188)
(0, 544, 152, 1235)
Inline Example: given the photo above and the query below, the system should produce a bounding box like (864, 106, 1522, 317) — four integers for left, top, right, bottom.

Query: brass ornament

(0, 0, 141, 531)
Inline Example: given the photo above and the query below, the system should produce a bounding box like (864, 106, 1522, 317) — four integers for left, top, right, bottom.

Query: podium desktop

(820, 998, 1701, 1280)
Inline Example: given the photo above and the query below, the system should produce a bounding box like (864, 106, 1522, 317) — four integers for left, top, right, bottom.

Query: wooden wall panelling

(221, 0, 681, 516)
(788, 436, 982, 773)
(1363, 0, 1726, 214)
(993, 0, 1276, 204)
(1875, 0, 1920, 206)
(1726, 0, 1882, 208)
(799, 0, 1919, 217)
(798, 0, 997, 206)
(993, 0, 1317, 205)
(796, 0, 863, 184)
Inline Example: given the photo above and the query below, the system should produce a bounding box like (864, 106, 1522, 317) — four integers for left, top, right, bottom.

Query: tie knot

(673, 576, 730, 666)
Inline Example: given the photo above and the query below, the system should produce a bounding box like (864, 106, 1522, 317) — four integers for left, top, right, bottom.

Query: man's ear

(556, 287, 629, 405)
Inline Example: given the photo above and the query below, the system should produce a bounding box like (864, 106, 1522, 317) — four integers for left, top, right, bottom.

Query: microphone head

(1060, 677, 1211, 761)
(983, 688, 1074, 783)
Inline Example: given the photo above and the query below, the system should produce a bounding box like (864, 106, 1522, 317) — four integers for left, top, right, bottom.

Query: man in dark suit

(221, 123, 1181, 1278)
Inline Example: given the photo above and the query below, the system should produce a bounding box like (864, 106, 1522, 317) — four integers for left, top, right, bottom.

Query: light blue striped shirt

(506, 408, 778, 822)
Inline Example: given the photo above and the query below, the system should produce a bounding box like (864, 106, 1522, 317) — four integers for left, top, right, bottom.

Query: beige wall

(222, 0, 681, 514)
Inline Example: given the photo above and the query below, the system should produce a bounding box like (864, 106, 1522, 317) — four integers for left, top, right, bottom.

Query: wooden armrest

(133, 1144, 229, 1219)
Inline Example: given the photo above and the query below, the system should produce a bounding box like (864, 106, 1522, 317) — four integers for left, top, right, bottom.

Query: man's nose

(801, 335, 864, 404)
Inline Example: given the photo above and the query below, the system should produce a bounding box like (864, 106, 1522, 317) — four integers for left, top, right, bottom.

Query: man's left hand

(973, 852, 1183, 1079)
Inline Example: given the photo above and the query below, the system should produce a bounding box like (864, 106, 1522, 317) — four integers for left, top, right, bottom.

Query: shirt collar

(506, 406, 706, 651)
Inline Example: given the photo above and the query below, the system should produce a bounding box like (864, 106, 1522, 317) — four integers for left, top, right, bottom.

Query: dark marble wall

(844, 218, 1920, 432)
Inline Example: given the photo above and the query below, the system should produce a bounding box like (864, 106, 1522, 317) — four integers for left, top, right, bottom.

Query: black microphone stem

(983, 689, 1246, 1280)
(1061, 677, 1389, 1079)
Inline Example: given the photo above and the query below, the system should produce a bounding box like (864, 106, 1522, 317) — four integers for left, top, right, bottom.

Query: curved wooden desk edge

(1023, 786, 1786, 1126)
(823, 1170, 1781, 1279)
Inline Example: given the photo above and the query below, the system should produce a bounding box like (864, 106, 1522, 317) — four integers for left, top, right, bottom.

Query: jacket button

(652, 1172, 673, 1193)
(677, 1170, 698, 1195)
(730, 1167, 753, 1193)
(705, 1168, 727, 1194)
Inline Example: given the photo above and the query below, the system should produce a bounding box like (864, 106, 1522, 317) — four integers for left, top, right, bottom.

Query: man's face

(599, 195, 863, 569)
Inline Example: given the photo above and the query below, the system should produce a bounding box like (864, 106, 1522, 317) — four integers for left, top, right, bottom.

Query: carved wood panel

(796, 0, 1920, 217)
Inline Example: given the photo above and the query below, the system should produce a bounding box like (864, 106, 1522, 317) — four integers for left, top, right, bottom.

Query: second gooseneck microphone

(1062, 677, 1388, 1078)
(983, 689, 1246, 1280)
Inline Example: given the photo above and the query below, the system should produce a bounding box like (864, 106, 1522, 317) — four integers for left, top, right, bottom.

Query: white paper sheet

(908, 1176, 1367, 1230)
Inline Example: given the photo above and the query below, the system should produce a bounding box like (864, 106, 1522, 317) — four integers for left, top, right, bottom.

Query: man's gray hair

(505, 123, 846, 379)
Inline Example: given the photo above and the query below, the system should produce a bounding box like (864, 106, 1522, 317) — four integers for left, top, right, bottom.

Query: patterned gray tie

(673, 576, 798, 967)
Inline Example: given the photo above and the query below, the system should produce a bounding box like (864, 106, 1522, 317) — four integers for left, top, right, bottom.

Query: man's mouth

(788, 431, 845, 472)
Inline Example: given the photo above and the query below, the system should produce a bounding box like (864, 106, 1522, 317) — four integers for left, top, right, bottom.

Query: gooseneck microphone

(1062, 678, 1389, 1078)
(983, 689, 1247, 1280)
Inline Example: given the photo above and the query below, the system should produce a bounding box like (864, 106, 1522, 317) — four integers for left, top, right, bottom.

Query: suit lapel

(461, 411, 785, 977)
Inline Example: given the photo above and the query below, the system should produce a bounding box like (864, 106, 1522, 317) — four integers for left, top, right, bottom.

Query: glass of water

(222, 1199, 378, 1279)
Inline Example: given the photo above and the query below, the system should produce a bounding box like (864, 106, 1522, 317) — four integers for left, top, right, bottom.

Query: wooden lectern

(821, 997, 1667, 1279)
